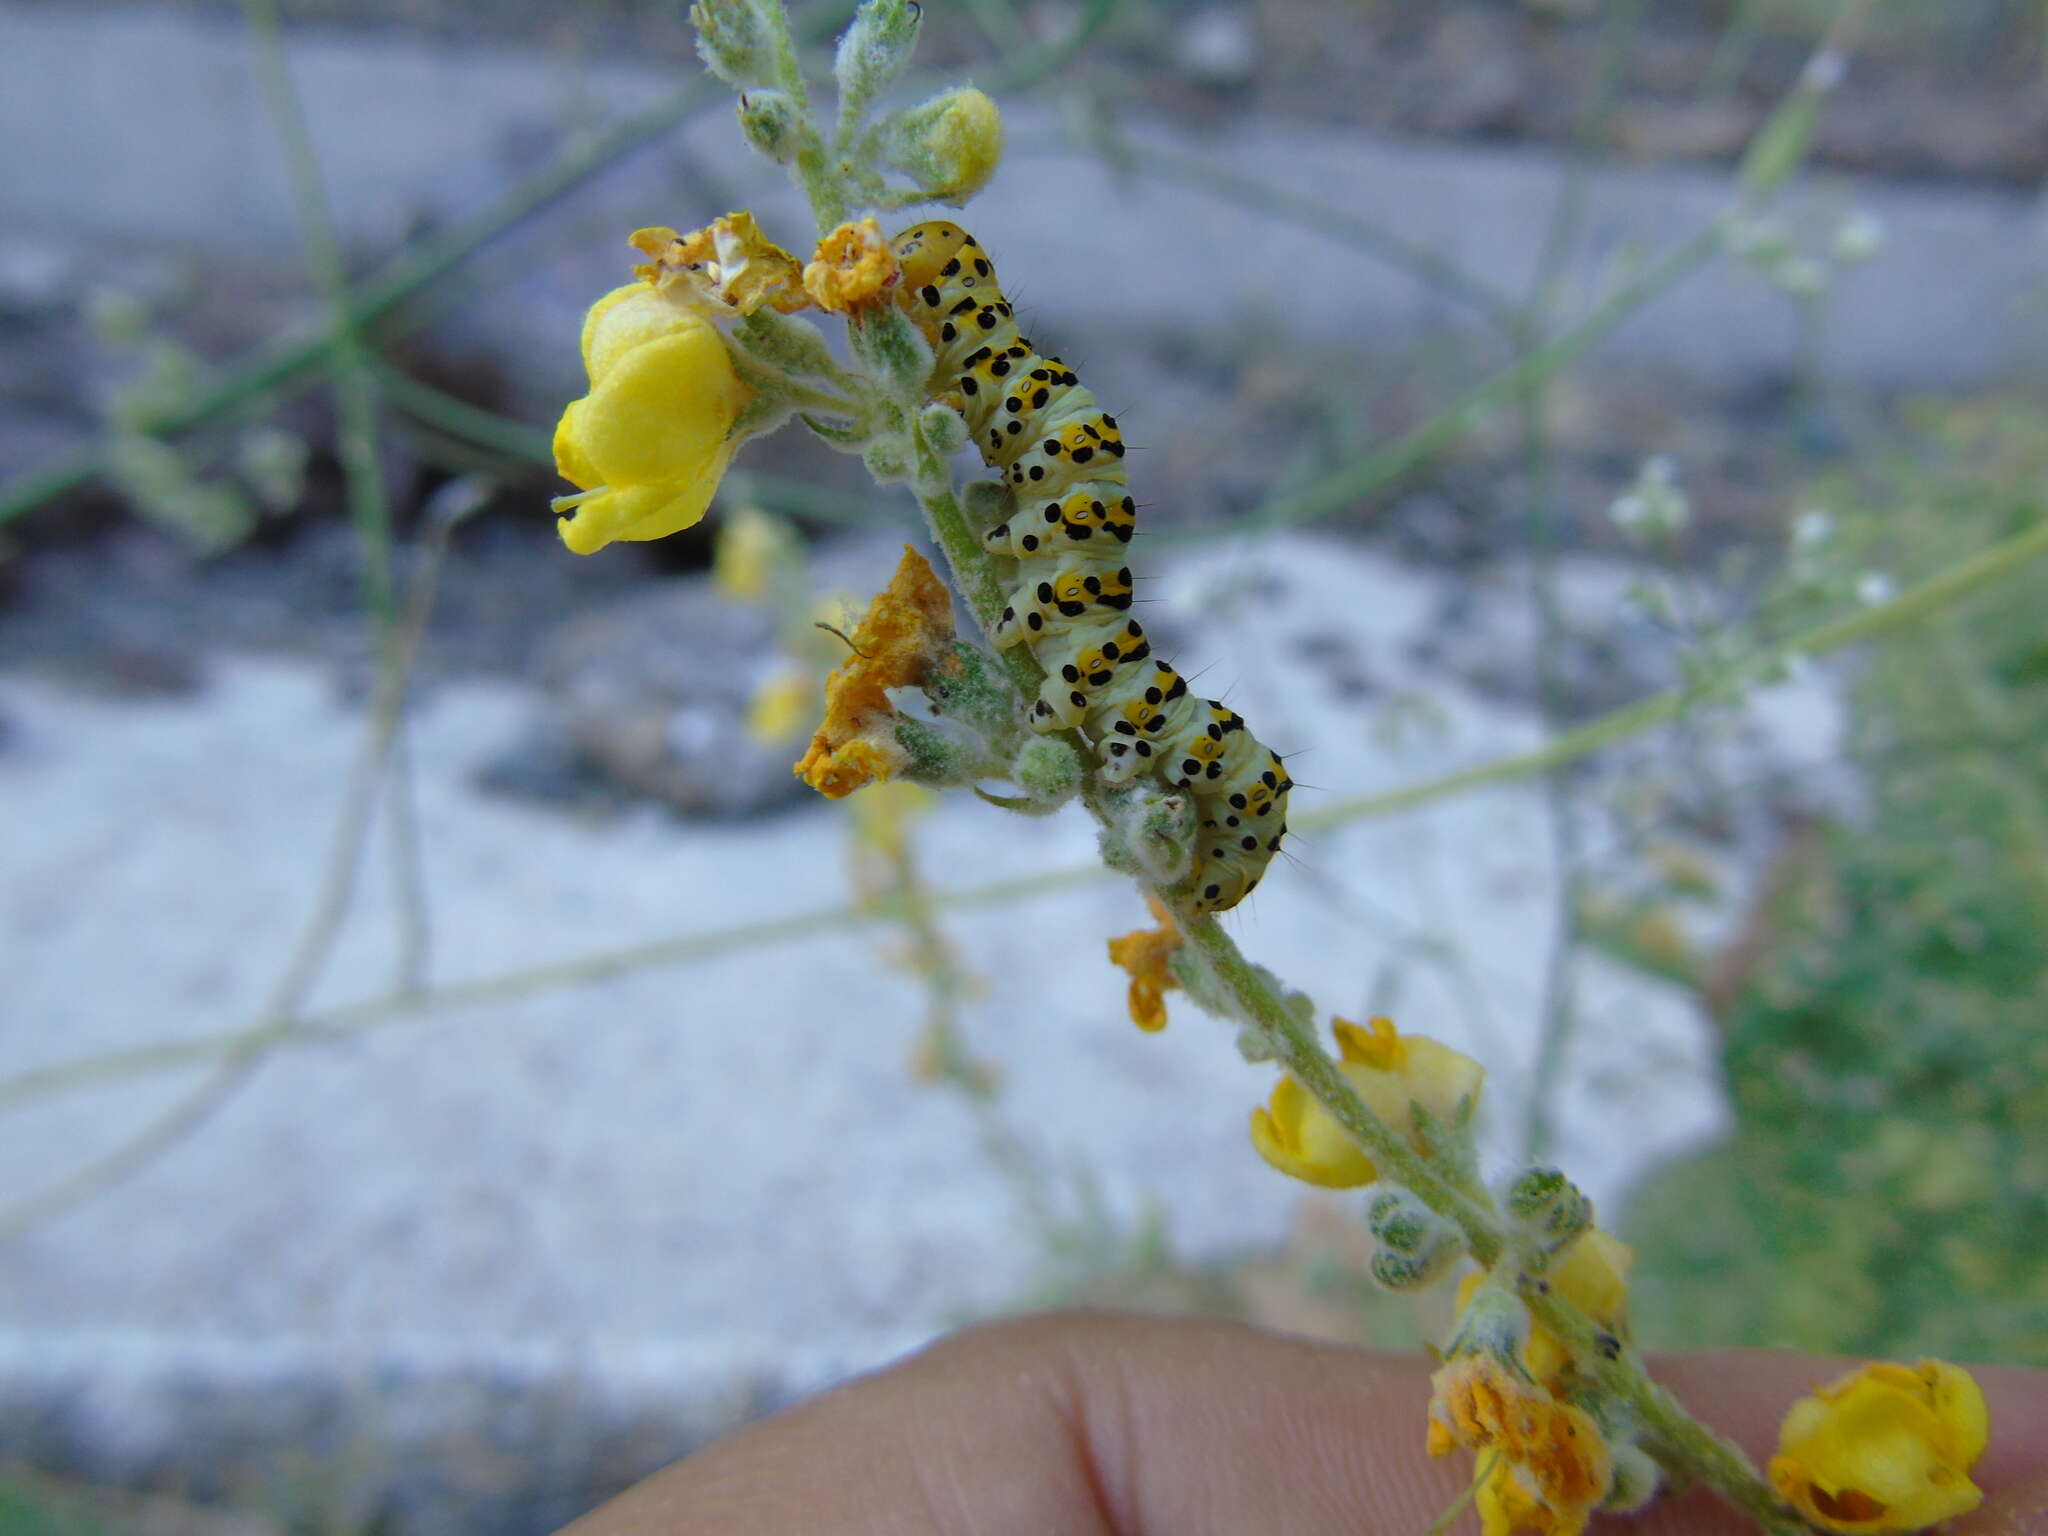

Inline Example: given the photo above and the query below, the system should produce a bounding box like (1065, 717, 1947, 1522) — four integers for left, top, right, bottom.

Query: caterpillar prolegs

(891, 221, 1292, 914)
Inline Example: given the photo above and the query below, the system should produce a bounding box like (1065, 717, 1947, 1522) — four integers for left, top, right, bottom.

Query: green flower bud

(919, 401, 968, 456)
(862, 433, 912, 484)
(834, 0, 922, 114)
(1363, 1183, 1461, 1290)
(1602, 1439, 1663, 1514)
(736, 90, 805, 164)
(1504, 1166, 1594, 1252)
(1012, 736, 1081, 807)
(881, 87, 1004, 206)
(1371, 1248, 1455, 1292)
(925, 639, 1023, 743)
(734, 309, 849, 382)
(1132, 787, 1195, 886)
(1443, 1279, 1533, 1369)
(894, 714, 984, 785)
(690, 0, 777, 87)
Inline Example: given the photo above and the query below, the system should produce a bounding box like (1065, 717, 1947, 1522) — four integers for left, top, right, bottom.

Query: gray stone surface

(3, 3, 2046, 429)
(0, 534, 1845, 1524)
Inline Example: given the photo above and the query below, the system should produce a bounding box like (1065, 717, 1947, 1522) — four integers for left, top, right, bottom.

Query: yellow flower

(1106, 895, 1182, 1033)
(551, 284, 752, 555)
(794, 546, 955, 798)
(849, 781, 936, 864)
(804, 219, 898, 313)
(1768, 1359, 1989, 1533)
(1524, 1228, 1635, 1387)
(1249, 1016, 1484, 1189)
(630, 212, 808, 316)
(1250, 1076, 1376, 1187)
(1429, 1355, 1613, 1536)
(745, 668, 812, 745)
(715, 505, 799, 603)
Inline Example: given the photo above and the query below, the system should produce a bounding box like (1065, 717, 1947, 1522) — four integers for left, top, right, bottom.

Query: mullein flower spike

(550, 284, 753, 555)
(1248, 1016, 1484, 1188)
(1769, 1360, 1989, 1533)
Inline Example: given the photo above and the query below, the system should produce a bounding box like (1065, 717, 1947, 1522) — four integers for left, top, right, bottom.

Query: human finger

(562, 1310, 2048, 1536)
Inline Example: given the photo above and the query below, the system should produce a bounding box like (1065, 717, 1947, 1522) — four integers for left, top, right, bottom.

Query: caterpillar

(891, 220, 1292, 914)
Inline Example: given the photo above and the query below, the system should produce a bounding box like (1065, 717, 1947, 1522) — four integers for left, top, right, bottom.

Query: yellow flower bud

(885, 87, 1004, 206)
(551, 285, 752, 555)
(1769, 1360, 1989, 1533)
(1249, 1075, 1376, 1187)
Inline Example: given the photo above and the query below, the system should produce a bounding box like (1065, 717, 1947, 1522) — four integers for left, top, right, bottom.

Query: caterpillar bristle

(893, 219, 1292, 915)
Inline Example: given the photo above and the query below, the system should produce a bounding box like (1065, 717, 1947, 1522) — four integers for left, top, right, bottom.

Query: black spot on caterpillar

(892, 221, 1292, 914)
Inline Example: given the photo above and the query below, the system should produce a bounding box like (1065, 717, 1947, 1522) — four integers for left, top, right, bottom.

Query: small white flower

(1609, 456, 1690, 537)
(1856, 571, 1896, 606)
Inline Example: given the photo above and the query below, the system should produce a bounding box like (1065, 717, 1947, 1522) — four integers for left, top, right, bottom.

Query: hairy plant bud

(881, 87, 1004, 206)
(834, 0, 921, 109)
(918, 401, 968, 456)
(1012, 736, 1081, 807)
(1504, 1166, 1594, 1252)
(736, 90, 805, 164)
(690, 0, 777, 87)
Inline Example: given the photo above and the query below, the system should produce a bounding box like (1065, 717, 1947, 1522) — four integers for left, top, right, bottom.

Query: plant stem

(242, 0, 394, 623)
(1521, 1283, 1808, 1536)
(1218, 225, 1724, 542)
(761, 0, 849, 231)
(1298, 500, 2048, 834)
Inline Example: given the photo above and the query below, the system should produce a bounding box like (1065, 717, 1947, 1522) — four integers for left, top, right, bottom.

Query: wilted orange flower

(804, 218, 897, 312)
(1107, 895, 1181, 1033)
(793, 546, 954, 798)
(1429, 1355, 1614, 1536)
(631, 211, 807, 316)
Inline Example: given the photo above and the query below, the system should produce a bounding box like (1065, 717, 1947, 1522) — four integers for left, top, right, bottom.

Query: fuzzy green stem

(758, 1, 849, 231)
(1177, 913, 1504, 1262)
(1183, 906, 1801, 1531)
(1521, 1283, 1808, 1536)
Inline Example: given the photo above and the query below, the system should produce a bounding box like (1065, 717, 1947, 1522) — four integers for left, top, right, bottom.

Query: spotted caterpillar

(891, 220, 1292, 914)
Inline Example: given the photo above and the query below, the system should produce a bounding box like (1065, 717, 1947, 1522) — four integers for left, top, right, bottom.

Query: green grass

(1626, 396, 2048, 1364)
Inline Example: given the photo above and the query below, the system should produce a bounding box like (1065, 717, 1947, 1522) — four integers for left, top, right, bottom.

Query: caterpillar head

(892, 221, 991, 299)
